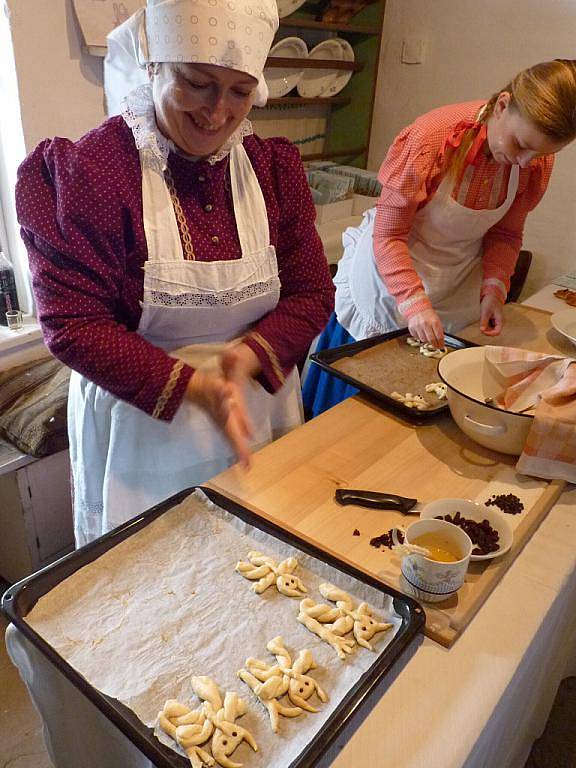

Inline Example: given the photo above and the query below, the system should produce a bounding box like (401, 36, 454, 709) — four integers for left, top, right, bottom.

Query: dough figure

(158, 699, 215, 768)
(318, 583, 393, 651)
(238, 636, 327, 732)
(191, 677, 258, 768)
(297, 599, 355, 660)
(159, 678, 257, 768)
(236, 551, 308, 597)
(298, 585, 392, 658)
(352, 602, 393, 650)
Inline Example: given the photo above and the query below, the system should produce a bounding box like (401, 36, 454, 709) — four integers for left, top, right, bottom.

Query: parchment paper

(25, 490, 404, 768)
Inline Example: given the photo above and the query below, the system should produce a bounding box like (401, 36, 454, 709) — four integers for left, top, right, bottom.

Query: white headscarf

(104, 0, 278, 113)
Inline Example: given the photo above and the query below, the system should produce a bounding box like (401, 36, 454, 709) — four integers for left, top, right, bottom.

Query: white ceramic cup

(392, 518, 473, 603)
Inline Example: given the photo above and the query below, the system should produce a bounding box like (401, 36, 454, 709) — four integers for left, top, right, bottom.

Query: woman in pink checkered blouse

(303, 60, 576, 418)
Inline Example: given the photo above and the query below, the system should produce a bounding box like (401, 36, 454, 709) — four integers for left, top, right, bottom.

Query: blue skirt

(302, 312, 359, 418)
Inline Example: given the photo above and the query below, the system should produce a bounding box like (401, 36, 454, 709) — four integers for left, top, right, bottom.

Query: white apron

(334, 164, 520, 340)
(68, 143, 302, 546)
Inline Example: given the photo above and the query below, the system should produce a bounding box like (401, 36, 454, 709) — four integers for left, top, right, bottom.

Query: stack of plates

(297, 38, 354, 98)
(264, 37, 308, 98)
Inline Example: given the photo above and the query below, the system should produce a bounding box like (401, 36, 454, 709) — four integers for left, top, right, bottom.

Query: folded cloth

(485, 346, 576, 484)
(0, 358, 70, 457)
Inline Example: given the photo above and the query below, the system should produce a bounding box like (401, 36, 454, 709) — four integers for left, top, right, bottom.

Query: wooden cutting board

(208, 396, 565, 646)
(458, 301, 576, 356)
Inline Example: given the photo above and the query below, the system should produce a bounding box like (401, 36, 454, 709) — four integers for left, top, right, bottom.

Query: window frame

(0, 3, 35, 327)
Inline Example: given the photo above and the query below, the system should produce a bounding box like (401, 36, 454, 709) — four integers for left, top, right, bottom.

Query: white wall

(0, 2, 29, 309)
(369, 0, 576, 296)
(1, 0, 106, 317)
(6, 0, 105, 152)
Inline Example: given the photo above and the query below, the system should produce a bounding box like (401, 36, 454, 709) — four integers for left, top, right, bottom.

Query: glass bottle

(0, 251, 20, 326)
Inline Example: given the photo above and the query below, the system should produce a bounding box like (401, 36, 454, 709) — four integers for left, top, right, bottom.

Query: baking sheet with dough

(331, 335, 448, 410)
(25, 490, 405, 768)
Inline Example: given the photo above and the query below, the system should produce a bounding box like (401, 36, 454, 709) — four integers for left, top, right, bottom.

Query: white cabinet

(0, 449, 74, 583)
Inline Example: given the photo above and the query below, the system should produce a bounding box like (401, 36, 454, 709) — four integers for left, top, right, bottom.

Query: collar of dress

(121, 84, 254, 170)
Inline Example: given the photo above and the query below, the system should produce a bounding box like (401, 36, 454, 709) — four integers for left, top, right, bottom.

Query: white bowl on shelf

(297, 38, 355, 98)
(330, 38, 355, 96)
(264, 37, 308, 98)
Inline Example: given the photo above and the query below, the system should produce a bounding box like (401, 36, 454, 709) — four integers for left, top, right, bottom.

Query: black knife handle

(335, 489, 418, 513)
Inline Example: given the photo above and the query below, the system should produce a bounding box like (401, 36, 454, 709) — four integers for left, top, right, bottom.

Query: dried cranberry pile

(369, 529, 403, 550)
(435, 511, 500, 556)
(485, 493, 524, 515)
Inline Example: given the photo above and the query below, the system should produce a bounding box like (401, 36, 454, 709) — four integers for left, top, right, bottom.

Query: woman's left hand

(221, 343, 262, 384)
(479, 295, 504, 336)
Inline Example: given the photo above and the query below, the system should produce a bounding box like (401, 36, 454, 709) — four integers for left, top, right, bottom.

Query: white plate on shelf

(297, 38, 355, 98)
(276, 0, 307, 19)
(264, 37, 308, 98)
(551, 308, 576, 346)
(419, 498, 513, 562)
(330, 38, 355, 96)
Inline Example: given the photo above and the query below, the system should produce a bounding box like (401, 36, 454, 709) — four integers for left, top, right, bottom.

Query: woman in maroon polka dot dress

(16, 0, 334, 546)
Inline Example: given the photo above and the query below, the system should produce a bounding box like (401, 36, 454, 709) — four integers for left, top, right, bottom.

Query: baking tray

(1, 486, 425, 768)
(310, 329, 475, 421)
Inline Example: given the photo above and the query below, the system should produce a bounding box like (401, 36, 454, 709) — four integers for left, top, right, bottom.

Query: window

(0, 4, 32, 317)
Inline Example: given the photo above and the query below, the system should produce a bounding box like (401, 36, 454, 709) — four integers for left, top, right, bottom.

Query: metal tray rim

(1, 486, 425, 768)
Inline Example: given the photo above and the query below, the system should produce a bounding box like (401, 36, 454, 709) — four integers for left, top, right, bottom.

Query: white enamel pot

(437, 346, 533, 455)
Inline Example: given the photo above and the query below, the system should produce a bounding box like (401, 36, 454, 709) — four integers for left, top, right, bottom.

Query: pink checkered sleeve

(372, 128, 437, 319)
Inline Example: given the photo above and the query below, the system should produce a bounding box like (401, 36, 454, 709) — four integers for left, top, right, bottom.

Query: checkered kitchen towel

(485, 346, 576, 484)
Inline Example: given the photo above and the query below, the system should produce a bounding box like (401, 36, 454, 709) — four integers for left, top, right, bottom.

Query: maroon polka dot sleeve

(17, 119, 192, 421)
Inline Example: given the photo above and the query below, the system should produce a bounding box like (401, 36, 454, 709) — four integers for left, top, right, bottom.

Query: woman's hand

(479, 295, 504, 336)
(185, 368, 253, 469)
(221, 342, 262, 384)
(408, 308, 445, 349)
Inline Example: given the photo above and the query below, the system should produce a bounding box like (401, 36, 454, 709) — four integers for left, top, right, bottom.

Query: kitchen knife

(335, 489, 419, 513)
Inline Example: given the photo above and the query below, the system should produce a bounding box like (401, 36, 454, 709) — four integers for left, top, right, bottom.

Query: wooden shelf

(258, 96, 351, 106)
(86, 45, 366, 72)
(266, 57, 363, 72)
(84, 45, 106, 57)
(279, 18, 380, 34)
(300, 145, 367, 161)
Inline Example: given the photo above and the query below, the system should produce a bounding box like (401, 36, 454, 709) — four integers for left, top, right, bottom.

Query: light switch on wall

(401, 38, 424, 64)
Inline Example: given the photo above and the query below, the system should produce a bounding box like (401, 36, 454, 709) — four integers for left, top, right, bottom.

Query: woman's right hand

(185, 369, 253, 469)
(407, 308, 445, 349)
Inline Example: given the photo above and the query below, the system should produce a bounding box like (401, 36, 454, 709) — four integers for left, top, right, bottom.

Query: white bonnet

(126, 0, 278, 105)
